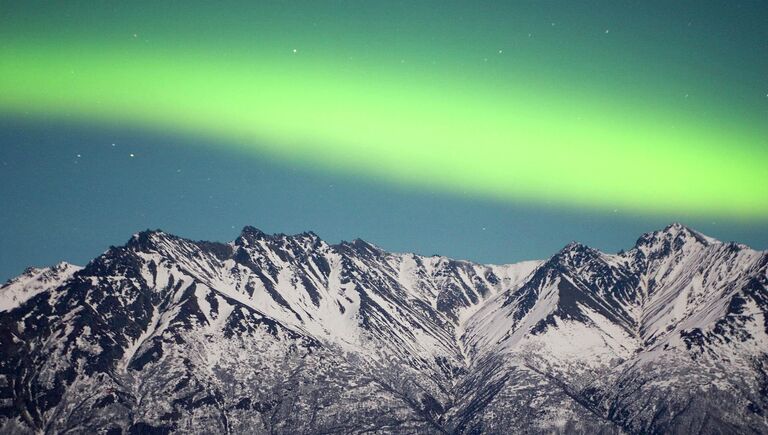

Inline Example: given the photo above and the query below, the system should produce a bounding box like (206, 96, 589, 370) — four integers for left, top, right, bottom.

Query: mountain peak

(240, 225, 267, 238)
(662, 222, 710, 240)
(336, 238, 382, 256)
(126, 229, 169, 252)
(635, 223, 717, 251)
(561, 241, 589, 251)
(549, 241, 600, 269)
(235, 226, 273, 247)
(556, 241, 598, 257)
(297, 230, 321, 241)
(663, 222, 687, 231)
(236, 227, 324, 249)
(662, 222, 715, 241)
(52, 261, 76, 271)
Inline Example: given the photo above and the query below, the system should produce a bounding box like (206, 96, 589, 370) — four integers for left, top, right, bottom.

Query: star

(129, 153, 135, 158)
(498, 49, 503, 54)
(292, 48, 298, 54)
(76, 154, 81, 158)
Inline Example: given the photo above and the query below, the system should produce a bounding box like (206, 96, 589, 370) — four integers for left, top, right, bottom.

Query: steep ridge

(0, 262, 80, 312)
(456, 224, 768, 433)
(0, 223, 766, 434)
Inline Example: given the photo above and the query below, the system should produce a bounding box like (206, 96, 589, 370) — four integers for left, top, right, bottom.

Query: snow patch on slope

(0, 262, 80, 311)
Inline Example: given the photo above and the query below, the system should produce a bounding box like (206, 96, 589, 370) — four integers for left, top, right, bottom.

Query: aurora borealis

(0, 1, 767, 280)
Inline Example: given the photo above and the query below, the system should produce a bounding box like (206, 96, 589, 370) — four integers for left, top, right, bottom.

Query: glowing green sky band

(1, 41, 766, 217)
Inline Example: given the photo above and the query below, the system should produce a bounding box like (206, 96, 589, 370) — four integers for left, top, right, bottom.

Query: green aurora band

(1, 2, 766, 218)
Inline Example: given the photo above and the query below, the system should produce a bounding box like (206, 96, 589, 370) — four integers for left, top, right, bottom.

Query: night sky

(1, 1, 767, 281)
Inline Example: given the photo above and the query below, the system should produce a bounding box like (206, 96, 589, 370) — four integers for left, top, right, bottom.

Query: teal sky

(0, 1, 766, 280)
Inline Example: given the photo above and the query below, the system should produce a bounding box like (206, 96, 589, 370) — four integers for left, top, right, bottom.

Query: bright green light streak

(0, 41, 766, 217)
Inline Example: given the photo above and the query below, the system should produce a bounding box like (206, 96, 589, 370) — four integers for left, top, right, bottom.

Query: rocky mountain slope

(0, 223, 766, 434)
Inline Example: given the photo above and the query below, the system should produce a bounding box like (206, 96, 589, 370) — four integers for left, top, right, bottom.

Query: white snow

(0, 262, 80, 312)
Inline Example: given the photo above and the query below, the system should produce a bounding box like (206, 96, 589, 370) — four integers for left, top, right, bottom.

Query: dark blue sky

(2, 1, 768, 282)
(1, 116, 765, 282)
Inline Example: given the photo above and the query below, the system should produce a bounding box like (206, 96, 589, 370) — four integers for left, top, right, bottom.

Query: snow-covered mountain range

(1, 223, 766, 434)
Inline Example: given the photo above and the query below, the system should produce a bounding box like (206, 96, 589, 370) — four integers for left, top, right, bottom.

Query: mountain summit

(1, 225, 766, 434)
